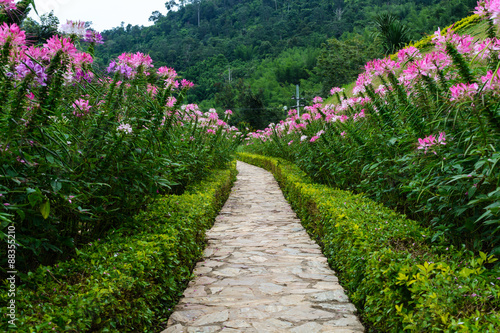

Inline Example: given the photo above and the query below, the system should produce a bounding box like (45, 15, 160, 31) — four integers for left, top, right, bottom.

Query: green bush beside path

(238, 152, 500, 332)
(1, 162, 237, 332)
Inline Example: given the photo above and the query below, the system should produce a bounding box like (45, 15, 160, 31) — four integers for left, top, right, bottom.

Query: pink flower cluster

(475, 0, 500, 25)
(417, 132, 447, 153)
(449, 83, 479, 102)
(0, 0, 17, 10)
(72, 99, 92, 117)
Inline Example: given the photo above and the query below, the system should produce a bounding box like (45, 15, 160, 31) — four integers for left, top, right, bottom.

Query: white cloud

(29, 0, 167, 32)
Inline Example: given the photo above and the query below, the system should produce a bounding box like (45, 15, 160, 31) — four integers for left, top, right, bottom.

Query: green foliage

(95, 0, 478, 119)
(238, 152, 500, 333)
(316, 35, 381, 95)
(371, 13, 411, 55)
(21, 11, 59, 45)
(0, 0, 34, 25)
(0, 162, 237, 332)
(0, 35, 242, 275)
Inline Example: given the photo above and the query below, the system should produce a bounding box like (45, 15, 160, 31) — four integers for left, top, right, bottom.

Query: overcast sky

(30, 0, 168, 32)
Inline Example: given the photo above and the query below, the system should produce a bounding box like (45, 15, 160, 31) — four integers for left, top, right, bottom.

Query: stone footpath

(162, 161, 364, 333)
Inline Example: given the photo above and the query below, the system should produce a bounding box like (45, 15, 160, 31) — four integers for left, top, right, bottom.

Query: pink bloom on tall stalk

(353, 72, 372, 95)
(474, 37, 500, 59)
(224, 109, 233, 115)
(44, 35, 78, 57)
(181, 79, 194, 89)
(417, 132, 446, 153)
(475, 0, 500, 25)
(208, 109, 219, 120)
(481, 70, 500, 93)
(118, 52, 153, 69)
(312, 96, 323, 103)
(84, 30, 104, 44)
(0, 0, 17, 10)
(364, 57, 399, 77)
(397, 46, 421, 64)
(330, 87, 344, 95)
(147, 83, 158, 97)
(301, 113, 311, 121)
(72, 99, 91, 117)
(449, 83, 479, 101)
(166, 96, 176, 108)
(0, 23, 26, 49)
(157, 66, 177, 79)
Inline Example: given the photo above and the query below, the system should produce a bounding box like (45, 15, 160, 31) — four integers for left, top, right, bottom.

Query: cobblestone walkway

(163, 161, 364, 333)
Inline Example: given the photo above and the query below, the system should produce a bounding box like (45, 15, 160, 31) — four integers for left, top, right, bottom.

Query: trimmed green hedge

(1, 162, 237, 332)
(238, 153, 500, 333)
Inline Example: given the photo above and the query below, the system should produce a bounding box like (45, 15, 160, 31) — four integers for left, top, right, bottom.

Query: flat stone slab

(162, 161, 364, 332)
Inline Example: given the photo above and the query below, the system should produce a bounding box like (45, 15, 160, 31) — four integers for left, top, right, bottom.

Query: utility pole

(291, 84, 305, 117)
(296, 84, 300, 117)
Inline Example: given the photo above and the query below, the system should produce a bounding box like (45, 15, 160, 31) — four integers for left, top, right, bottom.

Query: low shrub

(0, 161, 237, 332)
(238, 152, 500, 332)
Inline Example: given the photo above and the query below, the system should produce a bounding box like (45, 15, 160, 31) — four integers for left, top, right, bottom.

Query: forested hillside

(96, 0, 478, 128)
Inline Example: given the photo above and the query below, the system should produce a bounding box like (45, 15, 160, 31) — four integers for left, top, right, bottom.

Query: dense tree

(91, 0, 478, 126)
(316, 35, 381, 94)
(371, 13, 411, 55)
(22, 11, 59, 45)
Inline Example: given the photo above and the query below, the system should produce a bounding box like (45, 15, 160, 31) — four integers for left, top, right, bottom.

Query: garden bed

(238, 152, 500, 332)
(1, 161, 237, 332)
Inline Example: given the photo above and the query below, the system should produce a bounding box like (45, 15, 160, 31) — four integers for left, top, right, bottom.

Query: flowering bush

(0, 21, 242, 274)
(243, 2, 500, 254)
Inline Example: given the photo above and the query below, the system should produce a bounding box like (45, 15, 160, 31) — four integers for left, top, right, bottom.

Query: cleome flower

(417, 132, 446, 153)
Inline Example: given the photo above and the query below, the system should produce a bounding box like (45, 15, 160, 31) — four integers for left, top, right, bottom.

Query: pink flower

(481, 70, 500, 92)
(438, 132, 446, 145)
(118, 52, 153, 69)
(72, 99, 91, 117)
(166, 96, 177, 108)
(157, 66, 177, 79)
(475, 0, 500, 25)
(365, 57, 399, 77)
(0, 0, 17, 10)
(0, 23, 26, 49)
(312, 96, 323, 103)
(330, 87, 344, 95)
(206, 129, 216, 134)
(310, 135, 319, 142)
(397, 46, 421, 63)
(44, 35, 78, 57)
(181, 79, 194, 89)
(288, 140, 293, 145)
(450, 83, 479, 101)
(417, 132, 446, 153)
(147, 83, 158, 97)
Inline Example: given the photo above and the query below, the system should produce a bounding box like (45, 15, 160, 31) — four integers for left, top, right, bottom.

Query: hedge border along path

(237, 153, 500, 333)
(1, 162, 237, 332)
(164, 161, 365, 332)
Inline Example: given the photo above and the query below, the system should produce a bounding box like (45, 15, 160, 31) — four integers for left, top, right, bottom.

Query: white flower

(300, 135, 308, 141)
(117, 123, 133, 134)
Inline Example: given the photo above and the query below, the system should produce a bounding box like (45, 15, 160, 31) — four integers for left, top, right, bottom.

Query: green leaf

(40, 200, 50, 219)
